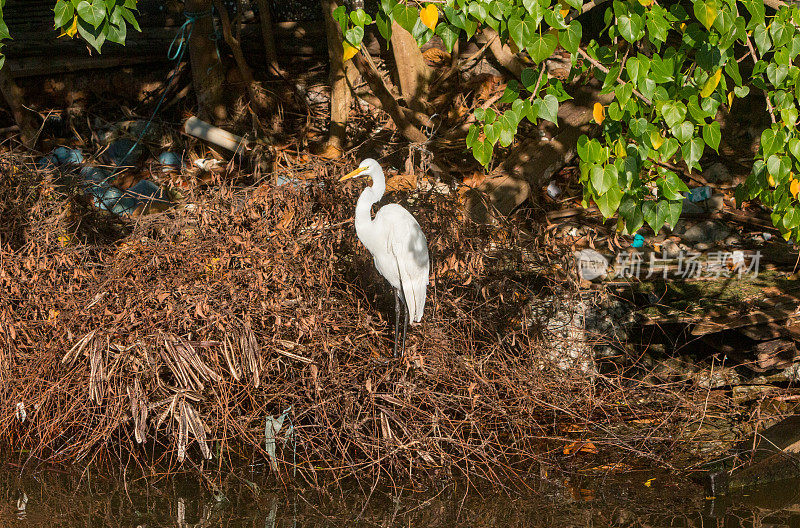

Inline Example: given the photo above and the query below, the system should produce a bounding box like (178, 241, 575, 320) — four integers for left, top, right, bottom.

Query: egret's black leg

(400, 297, 409, 358)
(393, 289, 401, 357)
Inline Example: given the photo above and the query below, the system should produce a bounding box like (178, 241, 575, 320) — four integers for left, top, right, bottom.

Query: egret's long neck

(354, 171, 385, 252)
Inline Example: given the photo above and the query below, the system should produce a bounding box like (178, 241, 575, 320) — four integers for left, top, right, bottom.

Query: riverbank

(0, 151, 796, 487)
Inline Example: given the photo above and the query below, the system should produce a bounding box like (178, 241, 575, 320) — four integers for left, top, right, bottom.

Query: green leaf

(498, 115, 517, 147)
(649, 54, 674, 83)
(626, 56, 649, 85)
(646, 9, 669, 45)
(658, 170, 690, 200)
(681, 137, 705, 172)
(538, 94, 559, 124)
(665, 200, 683, 228)
(753, 23, 771, 55)
(643, 200, 670, 233)
(661, 138, 680, 160)
(766, 63, 789, 87)
(472, 139, 493, 166)
(788, 138, 800, 160)
(618, 15, 643, 43)
(671, 121, 694, 143)
(661, 101, 687, 128)
(619, 196, 644, 234)
(485, 122, 500, 145)
(54, 0, 75, 28)
(435, 23, 458, 52)
(76, 17, 106, 52)
(498, 80, 520, 104)
(527, 32, 558, 63)
(119, 5, 140, 32)
(76, 0, 106, 28)
(521, 66, 544, 92)
(629, 117, 648, 137)
(466, 124, 479, 148)
(596, 186, 623, 218)
(106, 15, 126, 44)
(703, 121, 721, 152)
(693, 0, 717, 30)
(615, 82, 633, 107)
(724, 59, 742, 87)
(392, 4, 418, 33)
(760, 128, 781, 158)
(344, 26, 364, 46)
(376, 10, 392, 41)
(559, 20, 582, 54)
(591, 164, 617, 194)
(733, 85, 750, 98)
(350, 8, 371, 26)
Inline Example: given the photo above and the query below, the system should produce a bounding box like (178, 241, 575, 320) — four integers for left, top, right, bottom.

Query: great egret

(340, 158, 430, 357)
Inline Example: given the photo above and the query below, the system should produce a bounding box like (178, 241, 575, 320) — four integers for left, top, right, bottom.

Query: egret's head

(339, 158, 382, 183)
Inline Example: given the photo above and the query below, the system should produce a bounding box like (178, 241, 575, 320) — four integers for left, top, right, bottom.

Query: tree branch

(351, 49, 429, 143)
(744, 31, 777, 124)
(576, 47, 651, 105)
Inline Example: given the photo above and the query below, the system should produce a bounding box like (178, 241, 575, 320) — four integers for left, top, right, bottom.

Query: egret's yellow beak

(339, 166, 367, 182)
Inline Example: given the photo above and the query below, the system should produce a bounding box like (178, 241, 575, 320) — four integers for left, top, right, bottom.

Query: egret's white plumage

(341, 158, 429, 354)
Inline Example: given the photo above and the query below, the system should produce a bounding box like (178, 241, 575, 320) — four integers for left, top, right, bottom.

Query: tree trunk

(351, 49, 428, 144)
(0, 70, 37, 147)
(255, 0, 282, 76)
(390, 22, 432, 113)
(213, 0, 270, 113)
(320, 0, 359, 157)
(185, 0, 227, 122)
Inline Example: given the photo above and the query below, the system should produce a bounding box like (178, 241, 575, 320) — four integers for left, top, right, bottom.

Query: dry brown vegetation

(0, 150, 745, 487)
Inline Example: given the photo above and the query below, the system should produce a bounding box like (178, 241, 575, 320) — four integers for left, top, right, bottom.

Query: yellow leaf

(700, 69, 722, 98)
(638, 0, 653, 6)
(791, 179, 800, 198)
(59, 15, 78, 38)
(614, 140, 627, 158)
(593, 102, 605, 124)
(769, 174, 776, 187)
(784, 230, 792, 241)
(420, 4, 439, 30)
(342, 42, 360, 62)
(700, 4, 718, 29)
(650, 130, 665, 150)
(727, 91, 734, 107)
(680, 22, 686, 33)
(644, 478, 655, 487)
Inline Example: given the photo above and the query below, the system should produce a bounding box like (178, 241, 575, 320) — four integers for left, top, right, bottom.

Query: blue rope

(119, 10, 213, 168)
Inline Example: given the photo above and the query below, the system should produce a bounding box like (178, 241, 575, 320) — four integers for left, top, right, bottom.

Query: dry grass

(0, 151, 725, 488)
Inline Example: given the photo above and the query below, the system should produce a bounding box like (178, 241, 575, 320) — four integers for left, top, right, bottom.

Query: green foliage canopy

(342, 0, 800, 241)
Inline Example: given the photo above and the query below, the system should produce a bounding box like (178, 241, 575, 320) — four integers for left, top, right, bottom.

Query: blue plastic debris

(36, 153, 58, 170)
(37, 147, 83, 170)
(106, 139, 142, 166)
(53, 146, 83, 165)
(158, 151, 182, 168)
(79, 166, 112, 185)
(631, 233, 645, 248)
(687, 186, 712, 203)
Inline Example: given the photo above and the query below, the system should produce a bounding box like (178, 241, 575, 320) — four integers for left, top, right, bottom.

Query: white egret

(340, 158, 430, 357)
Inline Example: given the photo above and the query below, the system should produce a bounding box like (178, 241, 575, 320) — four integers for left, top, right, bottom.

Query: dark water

(2, 470, 800, 527)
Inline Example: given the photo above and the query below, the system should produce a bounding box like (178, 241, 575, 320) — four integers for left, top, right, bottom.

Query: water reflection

(2, 471, 800, 527)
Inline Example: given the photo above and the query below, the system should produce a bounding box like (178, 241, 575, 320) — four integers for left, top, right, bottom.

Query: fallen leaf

(563, 441, 598, 455)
